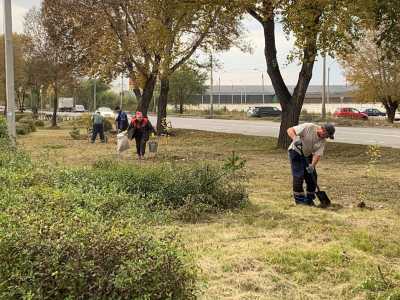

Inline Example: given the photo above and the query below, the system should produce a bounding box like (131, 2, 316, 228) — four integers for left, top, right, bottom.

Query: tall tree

(41, 0, 244, 127)
(24, 7, 75, 127)
(168, 64, 207, 114)
(0, 34, 30, 112)
(245, 0, 363, 148)
(341, 31, 400, 123)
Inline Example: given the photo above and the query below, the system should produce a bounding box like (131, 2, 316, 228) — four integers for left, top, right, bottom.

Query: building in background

(193, 85, 354, 105)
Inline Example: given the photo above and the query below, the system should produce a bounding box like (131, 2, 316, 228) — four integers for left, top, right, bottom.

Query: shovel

(295, 144, 331, 208)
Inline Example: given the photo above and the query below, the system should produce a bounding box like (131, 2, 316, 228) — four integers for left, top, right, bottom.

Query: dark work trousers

(134, 133, 146, 156)
(288, 149, 317, 203)
(92, 124, 105, 142)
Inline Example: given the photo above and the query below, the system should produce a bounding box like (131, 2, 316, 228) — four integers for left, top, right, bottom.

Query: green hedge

(0, 215, 197, 299)
(0, 117, 8, 141)
(0, 142, 202, 299)
(55, 163, 248, 211)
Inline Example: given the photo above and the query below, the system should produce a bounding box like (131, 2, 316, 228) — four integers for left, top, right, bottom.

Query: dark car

(333, 107, 368, 120)
(247, 106, 281, 118)
(362, 108, 386, 117)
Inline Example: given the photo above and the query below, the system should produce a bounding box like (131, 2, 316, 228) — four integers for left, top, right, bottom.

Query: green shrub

(0, 117, 8, 141)
(0, 147, 199, 299)
(16, 122, 32, 135)
(0, 217, 198, 299)
(19, 117, 37, 132)
(55, 163, 248, 212)
(69, 125, 81, 140)
(34, 120, 45, 127)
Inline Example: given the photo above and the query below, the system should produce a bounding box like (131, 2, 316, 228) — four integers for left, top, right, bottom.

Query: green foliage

(55, 162, 248, 212)
(0, 144, 199, 299)
(18, 117, 37, 132)
(16, 123, 33, 135)
(69, 125, 81, 140)
(0, 221, 197, 299)
(34, 119, 45, 127)
(168, 64, 207, 113)
(0, 117, 8, 141)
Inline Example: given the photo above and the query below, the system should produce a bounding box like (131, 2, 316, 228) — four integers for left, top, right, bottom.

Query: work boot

(294, 193, 315, 206)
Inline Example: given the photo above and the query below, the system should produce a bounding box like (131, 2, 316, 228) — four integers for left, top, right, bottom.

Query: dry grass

(18, 124, 400, 299)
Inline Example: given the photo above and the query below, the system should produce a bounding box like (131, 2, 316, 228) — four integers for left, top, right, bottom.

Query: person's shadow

(319, 203, 343, 211)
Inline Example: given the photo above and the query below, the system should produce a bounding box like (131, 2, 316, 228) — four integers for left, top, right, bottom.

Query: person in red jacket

(127, 111, 155, 160)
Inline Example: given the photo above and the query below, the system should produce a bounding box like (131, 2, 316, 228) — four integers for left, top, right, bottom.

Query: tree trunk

(156, 78, 169, 134)
(179, 99, 183, 114)
(31, 88, 39, 119)
(51, 83, 58, 127)
(179, 88, 184, 114)
(136, 74, 157, 116)
(383, 97, 399, 123)
(251, 10, 319, 149)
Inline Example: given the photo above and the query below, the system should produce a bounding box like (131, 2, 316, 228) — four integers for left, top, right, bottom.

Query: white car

(97, 107, 115, 118)
(0, 106, 5, 113)
(395, 111, 400, 122)
(74, 105, 86, 113)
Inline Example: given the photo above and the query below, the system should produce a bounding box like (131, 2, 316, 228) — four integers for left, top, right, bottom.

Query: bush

(0, 146, 199, 299)
(18, 117, 37, 133)
(0, 117, 8, 141)
(34, 120, 45, 127)
(0, 218, 198, 299)
(16, 122, 32, 135)
(55, 162, 248, 213)
(69, 125, 81, 140)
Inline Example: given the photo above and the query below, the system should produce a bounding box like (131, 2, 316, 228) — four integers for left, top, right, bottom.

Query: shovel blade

(316, 191, 331, 208)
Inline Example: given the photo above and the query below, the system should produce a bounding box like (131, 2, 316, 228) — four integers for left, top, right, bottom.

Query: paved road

(158, 117, 400, 149)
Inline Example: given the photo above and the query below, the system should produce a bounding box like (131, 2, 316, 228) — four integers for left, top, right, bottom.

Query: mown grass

(18, 124, 400, 299)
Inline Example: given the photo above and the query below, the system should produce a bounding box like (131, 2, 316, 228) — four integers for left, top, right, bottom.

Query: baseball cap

(322, 123, 335, 139)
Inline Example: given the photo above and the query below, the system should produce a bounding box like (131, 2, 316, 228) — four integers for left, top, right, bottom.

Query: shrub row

(55, 162, 248, 212)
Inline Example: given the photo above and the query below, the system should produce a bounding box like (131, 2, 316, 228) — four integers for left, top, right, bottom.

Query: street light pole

(327, 67, 330, 104)
(93, 79, 97, 111)
(262, 73, 265, 104)
(322, 55, 327, 120)
(209, 52, 214, 118)
(3, 0, 16, 142)
(120, 74, 123, 109)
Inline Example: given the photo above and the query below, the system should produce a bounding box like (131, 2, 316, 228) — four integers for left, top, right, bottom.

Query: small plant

(69, 125, 81, 140)
(0, 117, 9, 141)
(224, 151, 246, 172)
(366, 144, 382, 179)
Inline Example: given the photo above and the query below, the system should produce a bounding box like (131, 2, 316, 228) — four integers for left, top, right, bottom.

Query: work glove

(306, 165, 315, 174)
(294, 140, 302, 148)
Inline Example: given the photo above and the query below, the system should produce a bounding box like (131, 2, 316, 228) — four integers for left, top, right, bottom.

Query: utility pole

(93, 79, 97, 111)
(120, 75, 123, 109)
(4, 0, 16, 142)
(327, 67, 330, 104)
(209, 52, 214, 118)
(322, 55, 327, 120)
(218, 76, 221, 105)
(262, 73, 265, 104)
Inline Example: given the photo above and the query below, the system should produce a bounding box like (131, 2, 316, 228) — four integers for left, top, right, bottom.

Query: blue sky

(1, 0, 346, 87)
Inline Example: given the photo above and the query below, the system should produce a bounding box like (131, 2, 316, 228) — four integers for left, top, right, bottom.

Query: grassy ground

(18, 125, 400, 299)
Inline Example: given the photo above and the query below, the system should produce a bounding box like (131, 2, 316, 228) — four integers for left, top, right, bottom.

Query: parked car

(0, 106, 5, 113)
(333, 107, 368, 120)
(395, 111, 400, 121)
(73, 105, 86, 113)
(97, 107, 115, 118)
(247, 106, 281, 118)
(362, 108, 386, 117)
